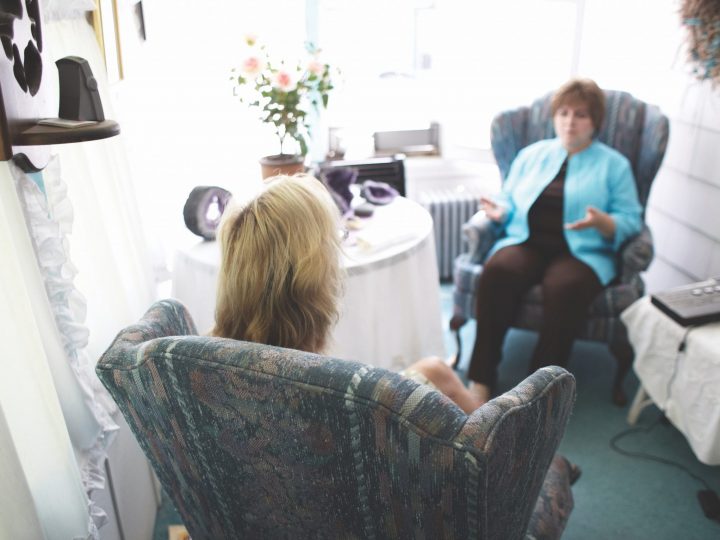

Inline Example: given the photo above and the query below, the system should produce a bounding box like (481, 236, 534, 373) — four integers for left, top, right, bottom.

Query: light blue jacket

(489, 138, 642, 285)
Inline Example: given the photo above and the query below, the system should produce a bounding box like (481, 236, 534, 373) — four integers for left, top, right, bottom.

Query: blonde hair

(551, 78, 606, 133)
(212, 175, 343, 353)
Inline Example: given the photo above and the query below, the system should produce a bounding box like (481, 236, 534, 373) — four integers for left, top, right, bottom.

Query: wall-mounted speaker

(56, 56, 105, 121)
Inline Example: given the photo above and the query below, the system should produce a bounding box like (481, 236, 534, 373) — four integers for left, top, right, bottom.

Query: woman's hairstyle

(551, 78, 606, 133)
(212, 175, 343, 353)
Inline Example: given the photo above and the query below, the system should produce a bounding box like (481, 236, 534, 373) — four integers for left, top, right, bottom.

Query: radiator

(419, 189, 481, 280)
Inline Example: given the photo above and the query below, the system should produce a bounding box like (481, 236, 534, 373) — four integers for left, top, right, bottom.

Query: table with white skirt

(172, 196, 446, 372)
(623, 296, 720, 465)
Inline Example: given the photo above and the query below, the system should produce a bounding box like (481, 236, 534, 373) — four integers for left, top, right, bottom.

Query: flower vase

(259, 154, 305, 179)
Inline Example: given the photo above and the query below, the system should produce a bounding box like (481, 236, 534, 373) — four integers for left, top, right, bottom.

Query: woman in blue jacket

(468, 78, 642, 404)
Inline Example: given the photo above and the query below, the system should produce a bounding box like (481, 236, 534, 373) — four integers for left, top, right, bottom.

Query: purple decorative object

(323, 167, 357, 215)
(183, 186, 233, 240)
(360, 180, 398, 205)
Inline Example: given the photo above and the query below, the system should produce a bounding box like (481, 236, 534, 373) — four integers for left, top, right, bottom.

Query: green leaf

(298, 133, 308, 156)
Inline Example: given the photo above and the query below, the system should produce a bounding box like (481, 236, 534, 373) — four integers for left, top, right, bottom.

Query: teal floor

(442, 285, 720, 540)
(153, 284, 720, 539)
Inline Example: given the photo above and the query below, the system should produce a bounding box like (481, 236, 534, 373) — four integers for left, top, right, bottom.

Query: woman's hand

(565, 206, 616, 239)
(480, 196, 506, 222)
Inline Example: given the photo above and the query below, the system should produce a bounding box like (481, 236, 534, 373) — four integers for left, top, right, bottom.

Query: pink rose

(241, 56, 264, 75)
(273, 70, 295, 91)
(307, 60, 324, 76)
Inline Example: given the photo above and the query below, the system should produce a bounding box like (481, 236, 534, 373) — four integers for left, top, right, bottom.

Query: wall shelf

(15, 120, 121, 146)
(0, 2, 121, 170)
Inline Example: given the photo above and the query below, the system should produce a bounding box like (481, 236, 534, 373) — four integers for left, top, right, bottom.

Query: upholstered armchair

(451, 90, 669, 406)
(97, 299, 579, 539)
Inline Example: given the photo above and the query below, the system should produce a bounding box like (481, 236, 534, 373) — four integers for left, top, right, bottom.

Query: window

(315, 0, 579, 154)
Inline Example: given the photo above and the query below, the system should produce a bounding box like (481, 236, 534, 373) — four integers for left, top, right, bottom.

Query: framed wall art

(90, 0, 124, 82)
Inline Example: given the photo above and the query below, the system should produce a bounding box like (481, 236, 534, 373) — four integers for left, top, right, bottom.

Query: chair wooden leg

(608, 337, 634, 407)
(448, 315, 466, 370)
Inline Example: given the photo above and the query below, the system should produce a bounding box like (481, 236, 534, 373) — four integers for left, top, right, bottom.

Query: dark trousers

(467, 243, 603, 389)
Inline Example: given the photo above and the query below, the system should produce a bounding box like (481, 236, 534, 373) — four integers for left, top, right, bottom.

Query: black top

(526, 159, 569, 254)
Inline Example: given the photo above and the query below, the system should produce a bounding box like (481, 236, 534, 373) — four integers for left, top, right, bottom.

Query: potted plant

(232, 35, 336, 178)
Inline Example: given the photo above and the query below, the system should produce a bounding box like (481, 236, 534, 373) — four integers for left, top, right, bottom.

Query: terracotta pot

(259, 154, 306, 179)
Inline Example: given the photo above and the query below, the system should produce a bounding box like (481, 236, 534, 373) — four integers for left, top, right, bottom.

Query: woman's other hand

(565, 206, 616, 239)
(480, 196, 506, 222)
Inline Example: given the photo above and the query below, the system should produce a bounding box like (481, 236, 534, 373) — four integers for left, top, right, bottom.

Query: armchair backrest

(97, 299, 576, 539)
(490, 90, 669, 209)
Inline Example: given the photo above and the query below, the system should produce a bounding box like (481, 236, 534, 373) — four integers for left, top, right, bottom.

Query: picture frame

(90, 0, 124, 82)
(132, 0, 147, 42)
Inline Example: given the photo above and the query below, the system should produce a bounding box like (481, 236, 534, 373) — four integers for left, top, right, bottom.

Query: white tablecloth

(622, 297, 720, 465)
(172, 197, 445, 372)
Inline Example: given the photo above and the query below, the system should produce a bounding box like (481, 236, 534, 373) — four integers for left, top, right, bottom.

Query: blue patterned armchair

(97, 299, 579, 539)
(451, 90, 669, 406)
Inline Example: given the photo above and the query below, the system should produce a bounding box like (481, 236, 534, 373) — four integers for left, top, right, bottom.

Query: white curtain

(0, 161, 92, 540)
(0, 5, 157, 538)
(43, 15, 156, 360)
(11, 158, 122, 537)
(42, 8, 157, 529)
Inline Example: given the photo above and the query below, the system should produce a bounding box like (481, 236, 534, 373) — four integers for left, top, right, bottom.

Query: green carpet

(153, 284, 720, 539)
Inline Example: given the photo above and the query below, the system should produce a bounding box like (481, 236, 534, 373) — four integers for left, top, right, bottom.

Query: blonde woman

(212, 175, 482, 413)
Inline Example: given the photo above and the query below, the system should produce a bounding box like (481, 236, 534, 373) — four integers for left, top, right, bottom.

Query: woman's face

(553, 102, 595, 155)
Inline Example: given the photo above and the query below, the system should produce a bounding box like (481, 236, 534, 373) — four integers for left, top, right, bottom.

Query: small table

(172, 196, 445, 372)
(622, 296, 720, 465)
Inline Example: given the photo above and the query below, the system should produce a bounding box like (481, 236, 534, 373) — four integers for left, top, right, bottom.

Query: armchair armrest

(618, 224, 654, 283)
(453, 366, 576, 540)
(462, 210, 502, 264)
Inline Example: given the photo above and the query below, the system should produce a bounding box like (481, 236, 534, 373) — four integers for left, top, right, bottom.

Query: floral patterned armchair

(97, 299, 579, 539)
(451, 90, 669, 406)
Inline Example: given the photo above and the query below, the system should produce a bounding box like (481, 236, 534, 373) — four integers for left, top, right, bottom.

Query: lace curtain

(11, 158, 119, 538)
(0, 162, 92, 539)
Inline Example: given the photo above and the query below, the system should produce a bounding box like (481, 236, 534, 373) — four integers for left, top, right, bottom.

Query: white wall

(111, 0, 309, 277)
(640, 81, 720, 290)
(579, 0, 720, 291)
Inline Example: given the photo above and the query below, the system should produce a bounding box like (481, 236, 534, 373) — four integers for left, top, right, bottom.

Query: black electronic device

(650, 277, 720, 326)
(56, 56, 105, 121)
(319, 155, 406, 197)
